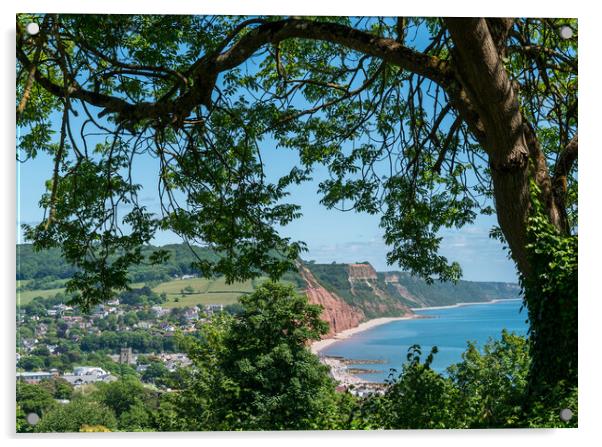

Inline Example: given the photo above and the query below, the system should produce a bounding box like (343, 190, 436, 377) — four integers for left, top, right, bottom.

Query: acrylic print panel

(16, 14, 578, 432)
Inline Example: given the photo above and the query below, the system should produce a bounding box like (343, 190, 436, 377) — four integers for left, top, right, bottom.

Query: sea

(320, 299, 529, 382)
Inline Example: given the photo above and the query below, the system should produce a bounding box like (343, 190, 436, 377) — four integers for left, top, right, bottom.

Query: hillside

(301, 261, 520, 322)
(16, 244, 520, 335)
(17, 243, 219, 283)
(303, 262, 411, 320)
(380, 271, 520, 308)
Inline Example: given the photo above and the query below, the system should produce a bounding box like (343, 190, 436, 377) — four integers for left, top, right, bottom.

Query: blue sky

(17, 126, 518, 283)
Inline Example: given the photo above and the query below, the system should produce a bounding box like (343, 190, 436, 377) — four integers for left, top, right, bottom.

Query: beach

(310, 315, 417, 355)
(410, 297, 522, 312)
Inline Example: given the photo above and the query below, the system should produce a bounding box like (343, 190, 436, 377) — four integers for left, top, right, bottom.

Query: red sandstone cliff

(298, 264, 365, 337)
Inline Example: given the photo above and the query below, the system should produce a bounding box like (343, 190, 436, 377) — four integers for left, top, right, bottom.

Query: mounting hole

(559, 408, 573, 422)
(25, 22, 40, 36)
(26, 412, 40, 425)
(559, 26, 573, 40)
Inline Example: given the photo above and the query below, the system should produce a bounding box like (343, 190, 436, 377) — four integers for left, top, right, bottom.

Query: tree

(360, 346, 459, 429)
(117, 401, 153, 431)
(17, 15, 577, 391)
(174, 282, 345, 430)
(17, 356, 45, 371)
(39, 377, 74, 400)
(16, 382, 56, 417)
(16, 404, 30, 433)
(123, 311, 139, 326)
(34, 398, 117, 433)
(93, 377, 151, 418)
(446, 331, 530, 427)
(141, 361, 170, 385)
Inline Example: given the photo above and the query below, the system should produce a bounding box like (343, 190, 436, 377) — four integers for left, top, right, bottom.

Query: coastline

(311, 298, 522, 386)
(410, 297, 522, 312)
(311, 298, 522, 355)
(310, 315, 417, 355)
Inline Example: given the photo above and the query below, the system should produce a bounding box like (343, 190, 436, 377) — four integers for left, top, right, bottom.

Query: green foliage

(15, 16, 578, 430)
(173, 282, 346, 430)
(92, 377, 156, 431)
(119, 286, 165, 306)
(79, 329, 177, 353)
(93, 377, 146, 416)
(17, 243, 303, 310)
(118, 401, 154, 431)
(16, 404, 30, 433)
(379, 175, 470, 282)
(447, 332, 530, 427)
(34, 398, 117, 433)
(16, 382, 56, 417)
(18, 356, 46, 371)
(525, 383, 578, 428)
(520, 180, 578, 396)
(153, 393, 191, 432)
(23, 156, 163, 311)
(18, 16, 576, 304)
(141, 362, 171, 385)
(360, 346, 459, 429)
(39, 377, 74, 400)
(17, 243, 221, 294)
(357, 332, 575, 429)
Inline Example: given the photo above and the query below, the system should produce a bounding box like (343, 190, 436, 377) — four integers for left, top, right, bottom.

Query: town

(17, 277, 227, 392)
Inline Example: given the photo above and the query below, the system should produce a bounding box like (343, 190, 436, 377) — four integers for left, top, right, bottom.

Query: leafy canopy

(17, 15, 577, 307)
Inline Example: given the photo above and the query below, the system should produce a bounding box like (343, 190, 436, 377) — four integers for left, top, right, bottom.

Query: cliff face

(347, 266, 414, 318)
(383, 273, 423, 306)
(380, 271, 521, 308)
(299, 260, 520, 334)
(298, 264, 365, 337)
(348, 263, 378, 280)
(298, 262, 415, 337)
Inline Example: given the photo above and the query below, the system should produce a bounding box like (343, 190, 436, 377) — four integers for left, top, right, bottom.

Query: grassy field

(17, 287, 66, 305)
(16, 276, 299, 309)
(152, 276, 258, 308)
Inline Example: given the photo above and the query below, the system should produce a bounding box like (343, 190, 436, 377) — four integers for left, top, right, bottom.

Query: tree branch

(17, 18, 453, 129)
(553, 133, 578, 191)
(485, 18, 514, 56)
(215, 19, 452, 84)
(433, 116, 462, 174)
(445, 18, 524, 166)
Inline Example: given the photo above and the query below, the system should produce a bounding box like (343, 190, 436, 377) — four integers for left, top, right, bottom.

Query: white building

(62, 366, 116, 387)
(16, 371, 54, 383)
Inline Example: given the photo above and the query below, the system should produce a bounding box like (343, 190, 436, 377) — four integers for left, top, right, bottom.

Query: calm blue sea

(320, 299, 529, 382)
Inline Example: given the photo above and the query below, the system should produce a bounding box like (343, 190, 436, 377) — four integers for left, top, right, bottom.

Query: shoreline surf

(410, 297, 522, 312)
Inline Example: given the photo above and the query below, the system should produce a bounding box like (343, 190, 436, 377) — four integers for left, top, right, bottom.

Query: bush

(34, 399, 117, 432)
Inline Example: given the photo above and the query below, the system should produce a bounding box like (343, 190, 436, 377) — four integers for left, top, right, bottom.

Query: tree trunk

(446, 18, 577, 398)
(444, 18, 566, 280)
